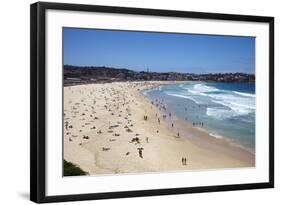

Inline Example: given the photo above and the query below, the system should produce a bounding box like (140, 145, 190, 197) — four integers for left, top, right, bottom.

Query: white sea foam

(194, 83, 219, 92)
(204, 89, 255, 119)
(206, 107, 236, 119)
(157, 83, 255, 148)
(142, 90, 148, 96)
(209, 133, 224, 139)
(168, 83, 255, 120)
(185, 83, 219, 95)
(233, 91, 255, 98)
(207, 92, 255, 114)
(166, 92, 203, 104)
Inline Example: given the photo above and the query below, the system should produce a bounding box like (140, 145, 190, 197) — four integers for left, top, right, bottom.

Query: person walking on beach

(181, 157, 184, 165)
(158, 118, 161, 124)
(184, 157, 187, 165)
(172, 123, 174, 128)
(146, 137, 149, 143)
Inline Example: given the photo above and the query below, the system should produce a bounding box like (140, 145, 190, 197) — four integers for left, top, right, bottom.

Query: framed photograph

(30, 2, 274, 203)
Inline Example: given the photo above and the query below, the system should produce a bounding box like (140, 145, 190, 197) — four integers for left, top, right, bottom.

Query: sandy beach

(63, 81, 255, 175)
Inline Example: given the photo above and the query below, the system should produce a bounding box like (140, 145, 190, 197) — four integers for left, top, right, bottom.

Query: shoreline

(140, 83, 255, 154)
(63, 81, 255, 176)
(139, 82, 255, 164)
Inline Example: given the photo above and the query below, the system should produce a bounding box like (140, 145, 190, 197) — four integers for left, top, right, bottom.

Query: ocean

(143, 82, 255, 150)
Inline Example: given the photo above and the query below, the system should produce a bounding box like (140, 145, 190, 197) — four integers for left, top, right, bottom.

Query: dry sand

(63, 81, 255, 175)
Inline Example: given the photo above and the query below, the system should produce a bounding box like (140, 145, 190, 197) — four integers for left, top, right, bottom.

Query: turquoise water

(143, 82, 255, 149)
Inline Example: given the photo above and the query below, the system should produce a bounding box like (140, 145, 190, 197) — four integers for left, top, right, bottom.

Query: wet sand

(63, 81, 255, 175)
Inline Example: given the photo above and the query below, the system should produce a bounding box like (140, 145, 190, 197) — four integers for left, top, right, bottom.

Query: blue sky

(63, 28, 255, 74)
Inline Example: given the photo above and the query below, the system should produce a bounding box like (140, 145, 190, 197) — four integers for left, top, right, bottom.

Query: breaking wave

(175, 83, 255, 120)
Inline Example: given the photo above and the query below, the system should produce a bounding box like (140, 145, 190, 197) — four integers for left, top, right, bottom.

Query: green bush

(63, 160, 88, 176)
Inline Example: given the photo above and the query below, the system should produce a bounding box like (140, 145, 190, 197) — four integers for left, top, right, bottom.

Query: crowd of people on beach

(64, 82, 211, 173)
(65, 83, 169, 167)
(150, 96, 206, 132)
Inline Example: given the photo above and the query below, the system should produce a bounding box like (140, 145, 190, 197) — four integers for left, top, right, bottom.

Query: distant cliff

(64, 65, 255, 86)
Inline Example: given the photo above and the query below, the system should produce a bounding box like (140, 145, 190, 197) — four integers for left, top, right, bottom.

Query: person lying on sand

(130, 137, 140, 144)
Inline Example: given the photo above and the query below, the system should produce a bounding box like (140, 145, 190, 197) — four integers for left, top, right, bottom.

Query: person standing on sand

(158, 118, 161, 124)
(184, 157, 187, 165)
(65, 121, 69, 130)
(138, 148, 143, 158)
(181, 157, 184, 165)
(146, 137, 149, 143)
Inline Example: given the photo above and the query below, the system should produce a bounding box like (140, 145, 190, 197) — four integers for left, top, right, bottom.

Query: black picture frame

(30, 1, 274, 203)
